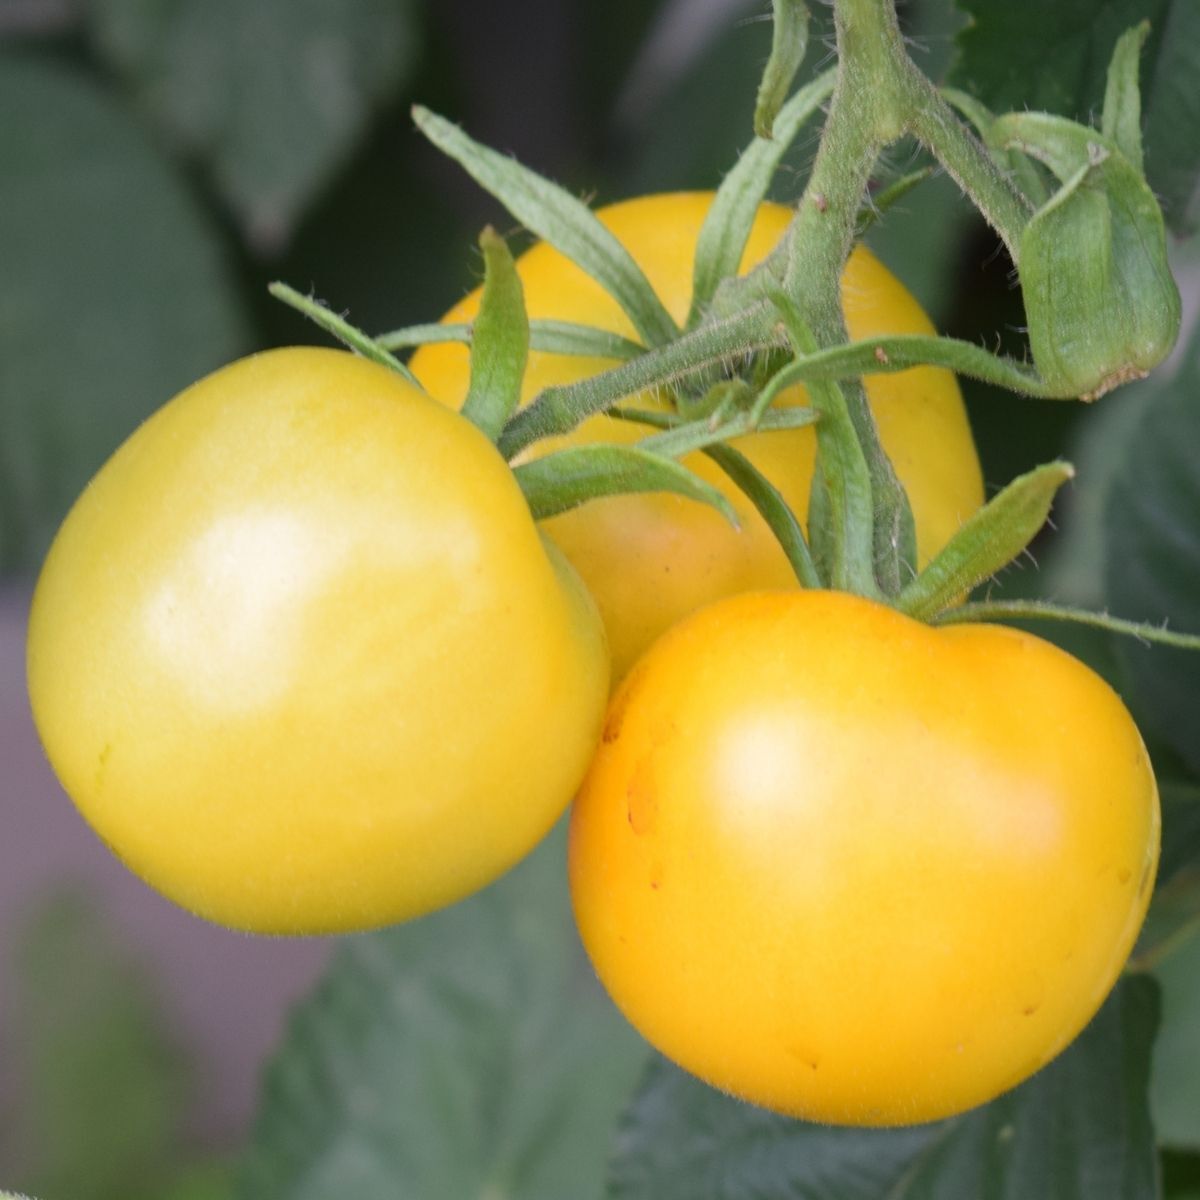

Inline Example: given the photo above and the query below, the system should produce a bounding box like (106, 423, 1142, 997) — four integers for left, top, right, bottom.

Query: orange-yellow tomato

(412, 193, 985, 680)
(27, 348, 608, 934)
(569, 590, 1160, 1125)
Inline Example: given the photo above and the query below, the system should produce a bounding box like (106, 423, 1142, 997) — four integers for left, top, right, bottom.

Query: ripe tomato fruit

(412, 193, 985, 680)
(27, 347, 608, 934)
(569, 590, 1160, 1125)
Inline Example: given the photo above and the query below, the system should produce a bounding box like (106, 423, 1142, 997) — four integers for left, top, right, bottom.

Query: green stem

(772, 291, 879, 597)
(498, 306, 777, 459)
(934, 600, 1200, 651)
(903, 76, 1032, 263)
(477, 0, 1048, 596)
(833, 0, 1031, 259)
(759, 0, 1033, 590)
(500, 0, 1041, 471)
(779, 1, 890, 339)
(773, 0, 916, 594)
(753, 334, 1061, 397)
(754, 0, 1032, 321)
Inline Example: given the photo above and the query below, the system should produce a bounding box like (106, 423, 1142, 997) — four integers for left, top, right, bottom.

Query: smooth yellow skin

(569, 591, 1160, 1125)
(27, 348, 609, 934)
(412, 192, 985, 680)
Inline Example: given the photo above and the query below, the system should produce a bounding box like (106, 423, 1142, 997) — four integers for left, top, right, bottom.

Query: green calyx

(1001, 115, 1180, 399)
(948, 22, 1180, 400)
(754, 0, 810, 140)
(898, 463, 1075, 622)
(460, 227, 528, 441)
(267, 0, 1194, 655)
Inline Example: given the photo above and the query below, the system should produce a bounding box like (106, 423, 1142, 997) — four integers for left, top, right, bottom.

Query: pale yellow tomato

(412, 192, 985, 680)
(27, 348, 608, 934)
(569, 590, 1159, 1125)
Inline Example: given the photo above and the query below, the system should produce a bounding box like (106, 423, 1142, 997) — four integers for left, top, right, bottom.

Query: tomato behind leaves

(412, 193, 986, 680)
(569, 590, 1159, 1125)
(27, 348, 609, 934)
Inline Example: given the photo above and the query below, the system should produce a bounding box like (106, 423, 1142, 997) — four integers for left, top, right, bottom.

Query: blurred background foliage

(0, 0, 1006, 580)
(1, 0, 1198, 1196)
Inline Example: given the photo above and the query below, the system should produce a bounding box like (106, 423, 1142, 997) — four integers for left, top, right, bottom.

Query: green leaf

(1102, 22, 1150, 170)
(989, 112, 1105, 183)
(514, 445, 738, 525)
(1161, 784, 1200, 887)
(461, 228, 529, 442)
(1150, 921, 1200, 1149)
(1141, 3, 1200, 233)
(615, 1, 823, 196)
(635, 404, 818, 460)
(1133, 788, 1200, 995)
(856, 166, 937, 235)
(267, 283, 421, 385)
(1135, 861, 1200, 971)
(1105, 337, 1200, 777)
(1163, 1151, 1200, 1200)
(527, 322, 644, 360)
(85, 0, 419, 247)
(754, 0, 810, 140)
(4, 892, 191, 1200)
(237, 828, 646, 1200)
(952, 2, 1164, 131)
(376, 320, 644, 361)
(158, 1162, 237, 1200)
(610, 1059, 937, 1199)
(0, 53, 249, 575)
(689, 68, 836, 325)
(608, 976, 1160, 1199)
(605, 406, 821, 588)
(1038, 378, 1160, 611)
(951, 1, 1200, 234)
(704, 443, 821, 589)
(412, 106, 679, 349)
(899, 463, 1075, 621)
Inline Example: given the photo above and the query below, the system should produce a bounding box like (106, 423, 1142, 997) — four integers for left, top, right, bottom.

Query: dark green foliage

(236, 828, 646, 1200)
(608, 978, 1160, 1200)
(953, 0, 1200, 233)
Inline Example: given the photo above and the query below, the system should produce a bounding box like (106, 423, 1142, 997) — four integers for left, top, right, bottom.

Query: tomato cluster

(26, 194, 1158, 1125)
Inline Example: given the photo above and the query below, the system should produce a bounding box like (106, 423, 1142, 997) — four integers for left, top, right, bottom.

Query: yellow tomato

(27, 348, 608, 934)
(569, 590, 1159, 1125)
(412, 192, 985, 679)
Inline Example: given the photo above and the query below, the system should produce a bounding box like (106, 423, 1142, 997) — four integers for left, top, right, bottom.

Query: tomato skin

(27, 347, 608, 935)
(568, 590, 1160, 1125)
(411, 192, 985, 680)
